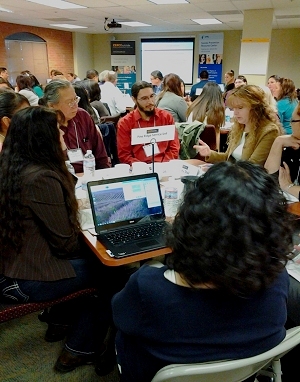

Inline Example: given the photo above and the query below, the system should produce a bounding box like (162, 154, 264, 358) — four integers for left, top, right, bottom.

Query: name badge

(67, 148, 84, 163)
(143, 143, 159, 157)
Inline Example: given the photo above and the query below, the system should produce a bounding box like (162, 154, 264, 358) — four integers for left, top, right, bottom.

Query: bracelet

(287, 183, 295, 190)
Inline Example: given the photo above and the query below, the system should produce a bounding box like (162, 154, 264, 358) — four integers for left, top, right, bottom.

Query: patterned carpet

(0, 312, 120, 382)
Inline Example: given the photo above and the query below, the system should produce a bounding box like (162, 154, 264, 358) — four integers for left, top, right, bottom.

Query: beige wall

(74, 28, 300, 88)
(73, 32, 94, 80)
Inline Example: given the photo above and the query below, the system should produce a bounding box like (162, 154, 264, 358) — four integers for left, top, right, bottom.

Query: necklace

(0, 133, 5, 140)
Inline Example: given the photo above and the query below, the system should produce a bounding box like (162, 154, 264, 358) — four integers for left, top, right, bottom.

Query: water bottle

(164, 177, 184, 218)
(82, 150, 95, 191)
(83, 150, 95, 178)
(65, 160, 75, 175)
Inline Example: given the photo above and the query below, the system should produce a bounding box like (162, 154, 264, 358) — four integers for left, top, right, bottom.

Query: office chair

(151, 326, 300, 382)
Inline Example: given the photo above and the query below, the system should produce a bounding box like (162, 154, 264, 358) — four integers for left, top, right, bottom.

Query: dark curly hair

(0, 106, 80, 256)
(166, 161, 294, 297)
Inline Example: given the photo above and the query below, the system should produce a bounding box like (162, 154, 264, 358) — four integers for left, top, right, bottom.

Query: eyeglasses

(67, 96, 80, 108)
(137, 94, 155, 102)
(291, 119, 300, 123)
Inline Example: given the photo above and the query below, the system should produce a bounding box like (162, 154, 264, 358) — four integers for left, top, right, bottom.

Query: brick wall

(0, 21, 74, 76)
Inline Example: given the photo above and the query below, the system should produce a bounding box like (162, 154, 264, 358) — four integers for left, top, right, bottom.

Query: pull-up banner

(199, 33, 223, 84)
(111, 41, 136, 95)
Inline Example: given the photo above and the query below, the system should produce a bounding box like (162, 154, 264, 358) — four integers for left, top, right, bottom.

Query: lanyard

(65, 121, 80, 150)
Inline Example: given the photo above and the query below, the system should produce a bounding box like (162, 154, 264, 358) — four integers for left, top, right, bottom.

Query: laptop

(87, 173, 170, 258)
(218, 83, 225, 92)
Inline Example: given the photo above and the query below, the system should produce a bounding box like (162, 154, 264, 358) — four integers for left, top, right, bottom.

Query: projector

(107, 19, 122, 28)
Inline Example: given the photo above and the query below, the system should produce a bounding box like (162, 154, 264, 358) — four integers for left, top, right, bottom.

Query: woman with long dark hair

(0, 107, 111, 374)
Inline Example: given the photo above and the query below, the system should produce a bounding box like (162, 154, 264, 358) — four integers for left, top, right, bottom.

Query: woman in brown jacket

(190, 85, 282, 167)
(0, 107, 112, 374)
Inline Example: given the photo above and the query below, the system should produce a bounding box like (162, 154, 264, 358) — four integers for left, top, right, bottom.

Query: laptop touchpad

(137, 240, 159, 248)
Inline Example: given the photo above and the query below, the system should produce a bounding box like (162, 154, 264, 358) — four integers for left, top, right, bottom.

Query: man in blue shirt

(190, 70, 209, 101)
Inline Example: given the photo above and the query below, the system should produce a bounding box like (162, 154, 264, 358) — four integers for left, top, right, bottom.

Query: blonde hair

(227, 85, 281, 148)
(258, 85, 278, 113)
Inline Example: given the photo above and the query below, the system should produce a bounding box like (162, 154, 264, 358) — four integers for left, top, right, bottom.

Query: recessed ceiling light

(192, 18, 222, 25)
(50, 24, 87, 29)
(0, 6, 12, 12)
(27, 0, 86, 9)
(120, 22, 151, 27)
(148, 0, 189, 4)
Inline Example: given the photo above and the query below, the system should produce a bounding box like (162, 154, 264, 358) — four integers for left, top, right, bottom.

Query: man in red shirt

(117, 81, 180, 165)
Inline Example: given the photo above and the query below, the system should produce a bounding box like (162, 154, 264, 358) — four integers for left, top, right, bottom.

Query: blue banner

(199, 33, 224, 84)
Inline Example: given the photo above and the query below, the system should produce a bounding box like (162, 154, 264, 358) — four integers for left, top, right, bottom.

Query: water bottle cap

(86, 150, 92, 154)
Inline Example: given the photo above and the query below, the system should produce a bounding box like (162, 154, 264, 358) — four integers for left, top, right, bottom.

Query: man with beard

(117, 81, 180, 165)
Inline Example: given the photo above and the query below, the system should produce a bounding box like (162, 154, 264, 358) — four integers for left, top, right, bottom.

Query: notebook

(87, 173, 169, 258)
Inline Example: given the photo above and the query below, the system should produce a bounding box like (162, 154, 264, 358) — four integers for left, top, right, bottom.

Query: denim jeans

(0, 258, 111, 356)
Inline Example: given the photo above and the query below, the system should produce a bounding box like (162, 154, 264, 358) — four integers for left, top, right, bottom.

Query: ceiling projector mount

(104, 17, 122, 31)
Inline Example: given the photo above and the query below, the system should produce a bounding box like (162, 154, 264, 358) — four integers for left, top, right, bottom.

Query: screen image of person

(112, 161, 293, 382)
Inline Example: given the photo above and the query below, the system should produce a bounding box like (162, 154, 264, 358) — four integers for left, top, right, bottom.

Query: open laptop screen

(87, 174, 165, 231)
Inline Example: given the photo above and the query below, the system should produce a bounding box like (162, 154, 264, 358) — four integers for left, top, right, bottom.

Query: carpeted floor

(0, 312, 120, 382)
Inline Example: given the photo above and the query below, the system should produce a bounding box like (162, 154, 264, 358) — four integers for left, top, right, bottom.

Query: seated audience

(117, 81, 180, 165)
(80, 79, 110, 118)
(15, 74, 39, 106)
(0, 66, 14, 89)
(100, 71, 127, 116)
(112, 161, 293, 382)
(265, 102, 300, 199)
(99, 70, 109, 85)
(150, 70, 164, 95)
(224, 70, 235, 92)
(189, 85, 282, 167)
(86, 69, 99, 83)
(223, 70, 235, 105)
(73, 82, 100, 125)
(267, 74, 281, 98)
(66, 72, 81, 84)
(41, 79, 110, 173)
(0, 77, 12, 90)
(187, 81, 225, 149)
(20, 70, 44, 98)
(156, 73, 187, 122)
(0, 106, 112, 374)
(50, 69, 65, 80)
(189, 70, 209, 101)
(274, 77, 298, 134)
(234, 75, 248, 88)
(0, 90, 29, 151)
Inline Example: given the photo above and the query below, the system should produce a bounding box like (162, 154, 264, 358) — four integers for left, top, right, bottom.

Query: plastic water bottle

(164, 177, 184, 217)
(65, 160, 75, 175)
(82, 150, 95, 191)
(83, 150, 95, 178)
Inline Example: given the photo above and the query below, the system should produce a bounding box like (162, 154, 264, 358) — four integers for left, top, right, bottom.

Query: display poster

(111, 41, 136, 95)
(199, 33, 224, 84)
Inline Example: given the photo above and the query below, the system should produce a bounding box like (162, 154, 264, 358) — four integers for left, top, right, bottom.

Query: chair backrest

(194, 124, 217, 161)
(200, 124, 217, 151)
(100, 113, 121, 127)
(151, 326, 300, 382)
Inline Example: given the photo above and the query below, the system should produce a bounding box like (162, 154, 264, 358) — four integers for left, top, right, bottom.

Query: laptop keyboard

(104, 221, 166, 245)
